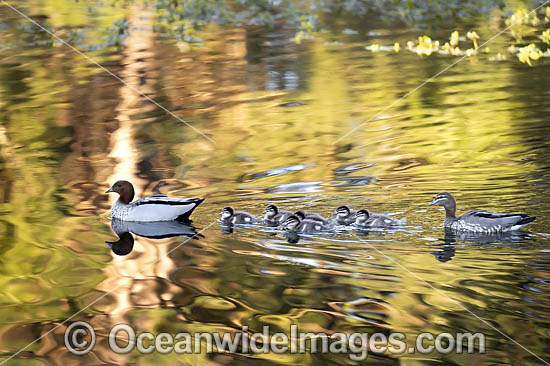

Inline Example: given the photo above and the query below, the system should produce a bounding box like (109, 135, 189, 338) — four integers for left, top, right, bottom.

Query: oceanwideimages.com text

(65, 322, 485, 360)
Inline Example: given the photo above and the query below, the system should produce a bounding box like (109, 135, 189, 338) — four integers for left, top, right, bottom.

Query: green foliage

(0, 0, 514, 50)
(148, 0, 511, 41)
(364, 6, 550, 66)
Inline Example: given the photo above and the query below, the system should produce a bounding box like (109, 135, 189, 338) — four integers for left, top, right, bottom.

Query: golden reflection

(98, 4, 183, 364)
(0, 1, 549, 365)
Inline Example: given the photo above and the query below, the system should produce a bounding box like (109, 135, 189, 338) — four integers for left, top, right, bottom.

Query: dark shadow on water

(431, 243, 456, 263)
(106, 231, 135, 256)
(285, 231, 300, 243)
(431, 229, 535, 262)
(106, 218, 201, 256)
(220, 224, 234, 234)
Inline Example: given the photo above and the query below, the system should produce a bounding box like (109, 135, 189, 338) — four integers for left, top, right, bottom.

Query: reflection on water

(107, 219, 200, 255)
(441, 227, 534, 245)
(431, 229, 536, 263)
(110, 218, 199, 240)
(1, 1, 550, 365)
(106, 231, 135, 256)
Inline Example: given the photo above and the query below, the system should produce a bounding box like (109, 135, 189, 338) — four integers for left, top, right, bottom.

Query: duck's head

(220, 206, 234, 219)
(429, 192, 456, 208)
(263, 204, 278, 219)
(106, 180, 135, 204)
(355, 209, 370, 223)
(294, 210, 306, 221)
(334, 205, 351, 218)
(282, 215, 301, 231)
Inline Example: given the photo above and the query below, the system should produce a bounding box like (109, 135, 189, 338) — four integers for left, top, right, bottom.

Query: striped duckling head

(220, 206, 234, 220)
(334, 205, 352, 219)
(263, 204, 279, 220)
(282, 215, 301, 231)
(355, 209, 370, 224)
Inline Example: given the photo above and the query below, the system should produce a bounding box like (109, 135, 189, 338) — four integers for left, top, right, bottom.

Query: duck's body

(220, 206, 259, 225)
(106, 181, 203, 222)
(354, 209, 405, 228)
(333, 206, 357, 225)
(282, 215, 333, 233)
(263, 205, 293, 225)
(430, 192, 535, 233)
(294, 210, 333, 225)
(111, 195, 204, 222)
(445, 210, 535, 233)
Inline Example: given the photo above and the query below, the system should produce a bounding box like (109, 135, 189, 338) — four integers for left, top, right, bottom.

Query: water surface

(1, 1, 550, 365)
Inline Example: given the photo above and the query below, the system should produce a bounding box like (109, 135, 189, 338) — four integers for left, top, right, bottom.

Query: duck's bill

(105, 187, 114, 193)
(429, 198, 438, 206)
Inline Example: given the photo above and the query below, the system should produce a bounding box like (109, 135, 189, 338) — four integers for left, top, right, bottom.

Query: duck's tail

(176, 198, 205, 223)
(510, 215, 536, 231)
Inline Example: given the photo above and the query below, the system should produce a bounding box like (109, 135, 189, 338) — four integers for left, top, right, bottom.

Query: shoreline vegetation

(0, 1, 549, 65)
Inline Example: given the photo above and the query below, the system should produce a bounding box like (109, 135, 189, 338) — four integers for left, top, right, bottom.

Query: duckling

(282, 215, 333, 233)
(354, 209, 405, 228)
(332, 205, 358, 225)
(294, 210, 333, 225)
(429, 192, 535, 233)
(219, 206, 259, 225)
(263, 204, 293, 225)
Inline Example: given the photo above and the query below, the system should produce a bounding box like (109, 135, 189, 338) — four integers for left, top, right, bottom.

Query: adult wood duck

(429, 192, 535, 233)
(106, 180, 203, 222)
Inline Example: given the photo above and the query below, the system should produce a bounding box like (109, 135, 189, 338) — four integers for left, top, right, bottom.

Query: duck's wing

(129, 196, 204, 222)
(366, 213, 401, 227)
(305, 213, 332, 224)
(364, 215, 385, 227)
(299, 219, 332, 232)
(460, 210, 535, 230)
(232, 212, 259, 224)
(133, 195, 203, 206)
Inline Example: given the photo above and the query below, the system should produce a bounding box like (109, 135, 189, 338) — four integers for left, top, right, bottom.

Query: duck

(282, 214, 333, 233)
(263, 204, 293, 225)
(106, 180, 204, 222)
(332, 205, 358, 225)
(294, 210, 333, 225)
(220, 206, 260, 225)
(354, 209, 406, 228)
(429, 192, 536, 233)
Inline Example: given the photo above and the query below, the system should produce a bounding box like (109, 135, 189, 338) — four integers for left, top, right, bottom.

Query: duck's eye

(116, 184, 121, 188)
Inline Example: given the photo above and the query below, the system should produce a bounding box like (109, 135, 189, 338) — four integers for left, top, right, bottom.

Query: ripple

(243, 163, 315, 182)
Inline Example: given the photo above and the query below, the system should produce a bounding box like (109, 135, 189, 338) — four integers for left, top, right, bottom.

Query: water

(1, 1, 550, 365)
